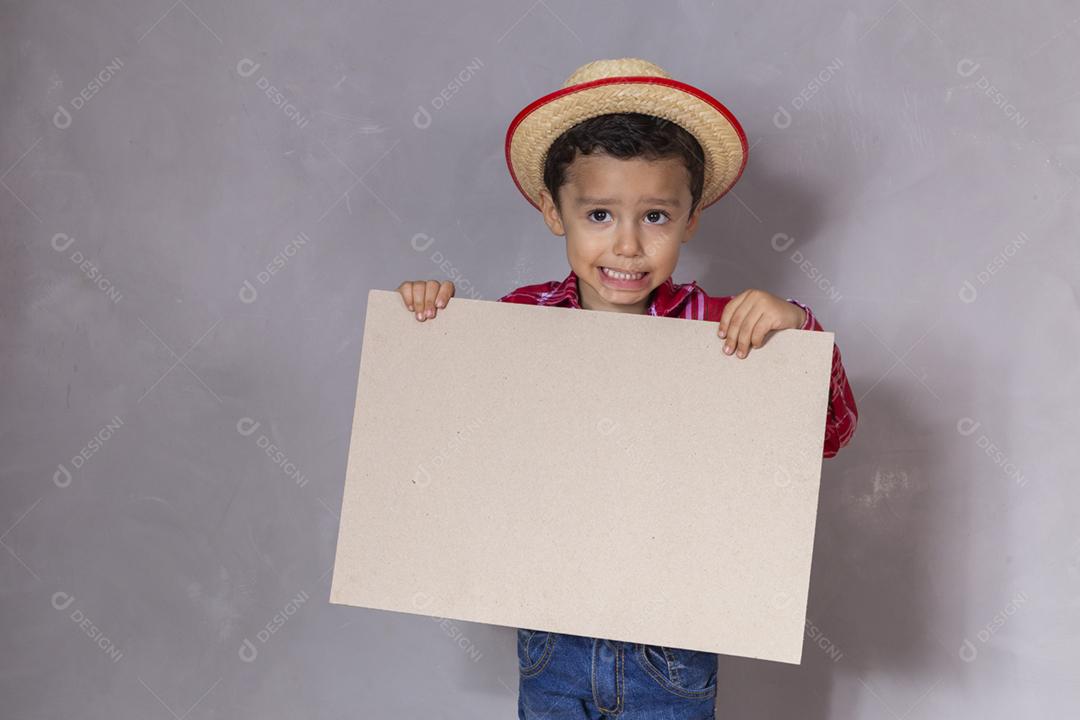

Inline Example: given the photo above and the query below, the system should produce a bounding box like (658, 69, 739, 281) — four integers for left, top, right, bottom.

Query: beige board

(329, 289, 835, 664)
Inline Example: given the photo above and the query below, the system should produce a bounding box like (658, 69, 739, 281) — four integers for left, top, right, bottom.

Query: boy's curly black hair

(541, 112, 706, 218)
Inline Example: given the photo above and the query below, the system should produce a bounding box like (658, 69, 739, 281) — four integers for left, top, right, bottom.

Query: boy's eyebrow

(574, 196, 683, 207)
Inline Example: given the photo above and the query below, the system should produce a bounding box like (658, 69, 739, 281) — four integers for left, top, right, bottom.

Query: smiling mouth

(600, 266, 649, 282)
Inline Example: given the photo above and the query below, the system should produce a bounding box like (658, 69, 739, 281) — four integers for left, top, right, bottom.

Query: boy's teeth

(602, 267, 645, 280)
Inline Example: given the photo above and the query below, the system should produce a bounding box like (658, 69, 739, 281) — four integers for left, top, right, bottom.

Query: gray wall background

(2, 0, 1076, 717)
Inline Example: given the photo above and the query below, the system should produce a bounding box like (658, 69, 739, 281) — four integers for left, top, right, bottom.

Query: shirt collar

(538, 269, 700, 318)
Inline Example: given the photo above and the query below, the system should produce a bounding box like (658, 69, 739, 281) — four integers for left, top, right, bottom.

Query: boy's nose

(612, 227, 645, 258)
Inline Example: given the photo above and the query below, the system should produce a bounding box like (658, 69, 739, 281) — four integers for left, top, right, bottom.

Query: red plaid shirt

(499, 269, 858, 458)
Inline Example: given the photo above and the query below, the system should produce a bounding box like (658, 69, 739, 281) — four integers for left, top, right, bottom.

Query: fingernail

(416, 312, 422, 320)
(718, 330, 725, 338)
(738, 350, 746, 358)
(724, 344, 732, 354)
(436, 300, 444, 308)
(426, 308, 434, 317)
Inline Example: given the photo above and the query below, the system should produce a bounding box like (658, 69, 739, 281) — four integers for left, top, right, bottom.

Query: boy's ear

(538, 189, 566, 237)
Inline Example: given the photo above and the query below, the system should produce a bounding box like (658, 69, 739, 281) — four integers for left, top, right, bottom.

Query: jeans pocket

(517, 628, 556, 678)
(637, 644, 717, 699)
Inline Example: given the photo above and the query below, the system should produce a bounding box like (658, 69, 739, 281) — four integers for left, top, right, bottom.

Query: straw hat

(505, 57, 748, 213)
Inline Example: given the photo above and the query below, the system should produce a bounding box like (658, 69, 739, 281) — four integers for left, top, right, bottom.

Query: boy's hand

(397, 280, 455, 321)
(718, 289, 806, 359)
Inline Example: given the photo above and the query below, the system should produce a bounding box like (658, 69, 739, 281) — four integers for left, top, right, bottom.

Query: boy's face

(537, 151, 702, 314)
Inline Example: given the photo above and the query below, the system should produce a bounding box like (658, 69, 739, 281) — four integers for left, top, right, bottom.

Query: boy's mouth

(598, 266, 650, 290)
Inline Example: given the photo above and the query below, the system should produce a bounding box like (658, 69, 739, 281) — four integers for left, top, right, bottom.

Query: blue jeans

(517, 629, 718, 719)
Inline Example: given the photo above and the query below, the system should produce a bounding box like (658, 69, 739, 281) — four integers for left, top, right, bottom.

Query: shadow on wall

(691, 162, 985, 718)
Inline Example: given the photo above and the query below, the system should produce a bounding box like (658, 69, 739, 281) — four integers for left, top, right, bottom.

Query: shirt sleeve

(786, 298, 859, 458)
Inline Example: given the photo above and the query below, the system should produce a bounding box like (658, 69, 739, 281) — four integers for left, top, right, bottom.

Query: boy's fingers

(411, 280, 430, 320)
(734, 298, 768, 357)
(718, 291, 747, 339)
(421, 280, 440, 319)
(398, 281, 416, 312)
(748, 313, 774, 352)
(723, 298, 754, 355)
(398, 280, 454, 320)
(737, 312, 767, 358)
(435, 281, 455, 309)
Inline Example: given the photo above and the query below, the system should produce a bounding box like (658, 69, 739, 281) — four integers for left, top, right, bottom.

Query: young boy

(396, 58, 858, 720)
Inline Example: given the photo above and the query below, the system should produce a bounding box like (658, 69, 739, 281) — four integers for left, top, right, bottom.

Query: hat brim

(505, 75, 748, 212)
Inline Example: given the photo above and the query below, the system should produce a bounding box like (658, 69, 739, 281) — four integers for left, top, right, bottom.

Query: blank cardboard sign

(329, 289, 835, 664)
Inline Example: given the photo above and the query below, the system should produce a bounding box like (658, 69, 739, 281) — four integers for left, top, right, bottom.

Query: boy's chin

(595, 284, 654, 309)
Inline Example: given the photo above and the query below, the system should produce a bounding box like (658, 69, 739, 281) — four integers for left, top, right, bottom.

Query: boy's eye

(588, 210, 670, 224)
